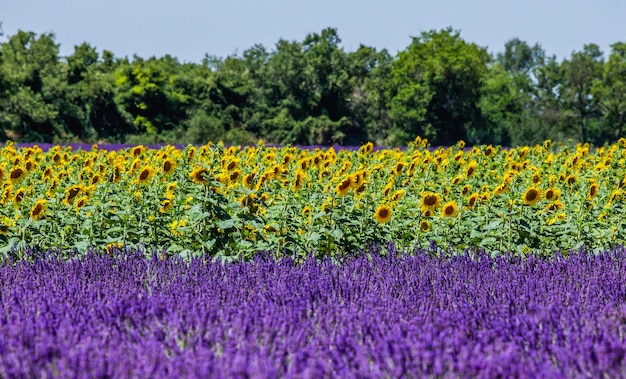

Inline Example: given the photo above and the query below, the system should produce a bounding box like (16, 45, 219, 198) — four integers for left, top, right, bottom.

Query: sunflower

(546, 212, 567, 226)
(351, 172, 363, 187)
(130, 158, 142, 173)
(461, 184, 471, 196)
(79, 168, 92, 182)
(390, 189, 405, 203)
(357, 142, 373, 155)
(543, 139, 553, 150)
(588, 181, 599, 200)
(391, 161, 406, 175)
(522, 187, 542, 206)
(544, 188, 560, 202)
(383, 183, 393, 197)
(297, 158, 310, 171)
(166, 182, 178, 193)
(531, 173, 541, 184)
(169, 219, 188, 236)
(607, 190, 622, 206)
(565, 174, 578, 186)
(1, 186, 12, 205)
(162, 158, 177, 175)
(335, 175, 353, 197)
(228, 169, 242, 184)
(90, 174, 103, 186)
(63, 185, 83, 205)
(131, 145, 146, 158)
(441, 201, 459, 218)
(74, 196, 88, 213)
(14, 187, 26, 204)
(420, 220, 430, 232)
(109, 164, 123, 183)
(321, 201, 333, 214)
(9, 167, 26, 185)
(493, 182, 508, 196)
(451, 175, 463, 186)
(224, 159, 239, 172)
(374, 204, 392, 224)
(260, 192, 271, 203)
(159, 196, 174, 213)
(302, 206, 312, 216)
(465, 161, 478, 178)
(421, 192, 441, 212)
(484, 145, 494, 157)
(52, 152, 64, 166)
(243, 173, 256, 189)
(480, 191, 491, 203)
(240, 193, 258, 208)
(41, 167, 54, 181)
(545, 200, 564, 212)
(136, 166, 156, 185)
(281, 153, 294, 166)
(466, 193, 479, 209)
(25, 159, 36, 172)
(190, 167, 210, 184)
(293, 170, 306, 192)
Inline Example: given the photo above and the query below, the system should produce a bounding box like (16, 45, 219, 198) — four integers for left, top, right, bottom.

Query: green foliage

(592, 42, 626, 142)
(387, 28, 490, 146)
(1, 28, 626, 147)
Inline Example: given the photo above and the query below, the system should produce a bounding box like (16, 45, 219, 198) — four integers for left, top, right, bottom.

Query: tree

(0, 30, 64, 141)
(479, 39, 546, 146)
(560, 44, 604, 143)
(62, 43, 131, 141)
(528, 55, 570, 144)
(113, 55, 191, 139)
(388, 28, 491, 146)
(346, 45, 393, 144)
(257, 28, 359, 145)
(497, 38, 544, 74)
(592, 42, 626, 141)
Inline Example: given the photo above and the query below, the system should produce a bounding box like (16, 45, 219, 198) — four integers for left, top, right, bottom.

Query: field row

(1, 138, 625, 259)
(2, 245, 625, 377)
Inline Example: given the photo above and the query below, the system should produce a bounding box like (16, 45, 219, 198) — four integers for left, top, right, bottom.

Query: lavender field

(2, 244, 626, 378)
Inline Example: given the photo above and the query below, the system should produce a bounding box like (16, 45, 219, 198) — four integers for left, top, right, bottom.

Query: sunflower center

(10, 169, 23, 179)
(424, 195, 437, 206)
(526, 189, 538, 201)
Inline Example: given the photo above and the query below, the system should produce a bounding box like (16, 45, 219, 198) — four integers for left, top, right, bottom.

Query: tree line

(1, 25, 625, 147)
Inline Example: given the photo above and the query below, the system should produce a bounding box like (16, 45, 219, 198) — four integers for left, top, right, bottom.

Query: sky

(2, 0, 626, 63)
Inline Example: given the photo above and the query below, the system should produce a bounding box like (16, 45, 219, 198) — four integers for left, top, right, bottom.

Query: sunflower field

(1, 137, 625, 261)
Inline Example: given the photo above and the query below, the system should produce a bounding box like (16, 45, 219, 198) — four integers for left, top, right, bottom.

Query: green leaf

(479, 237, 497, 247)
(216, 219, 235, 230)
(483, 220, 502, 231)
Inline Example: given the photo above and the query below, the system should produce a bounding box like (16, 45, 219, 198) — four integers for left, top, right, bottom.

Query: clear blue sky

(2, 0, 625, 62)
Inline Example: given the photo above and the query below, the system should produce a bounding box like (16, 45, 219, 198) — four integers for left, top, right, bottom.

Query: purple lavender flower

(1, 245, 626, 377)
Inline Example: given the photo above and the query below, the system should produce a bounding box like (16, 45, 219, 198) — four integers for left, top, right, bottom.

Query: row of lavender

(2, 245, 626, 378)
